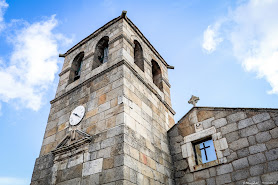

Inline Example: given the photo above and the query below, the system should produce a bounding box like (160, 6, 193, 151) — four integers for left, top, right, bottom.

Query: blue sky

(0, 0, 277, 184)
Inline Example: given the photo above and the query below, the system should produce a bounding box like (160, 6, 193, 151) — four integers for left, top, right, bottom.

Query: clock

(69, 106, 85, 126)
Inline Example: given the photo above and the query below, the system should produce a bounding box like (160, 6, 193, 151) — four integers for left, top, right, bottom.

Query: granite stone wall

(31, 14, 175, 185)
(168, 107, 278, 185)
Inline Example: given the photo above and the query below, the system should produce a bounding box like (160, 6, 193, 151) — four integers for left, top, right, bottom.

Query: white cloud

(0, 177, 28, 185)
(0, 3, 72, 111)
(202, 0, 278, 94)
(0, 0, 8, 32)
(202, 23, 223, 53)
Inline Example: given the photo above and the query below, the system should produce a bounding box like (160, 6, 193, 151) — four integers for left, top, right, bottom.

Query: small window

(93, 36, 109, 70)
(134, 40, 144, 71)
(69, 52, 84, 83)
(193, 138, 217, 165)
(151, 60, 163, 91)
(182, 127, 228, 172)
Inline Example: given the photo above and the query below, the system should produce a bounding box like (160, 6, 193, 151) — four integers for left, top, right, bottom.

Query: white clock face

(69, 106, 85, 126)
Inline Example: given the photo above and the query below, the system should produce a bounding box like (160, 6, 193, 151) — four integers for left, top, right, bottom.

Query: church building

(31, 11, 278, 185)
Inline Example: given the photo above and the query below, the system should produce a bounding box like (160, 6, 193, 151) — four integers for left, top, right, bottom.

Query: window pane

(200, 139, 217, 163)
(194, 139, 217, 165)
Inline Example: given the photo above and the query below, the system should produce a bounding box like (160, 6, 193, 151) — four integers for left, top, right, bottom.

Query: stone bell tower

(31, 11, 175, 185)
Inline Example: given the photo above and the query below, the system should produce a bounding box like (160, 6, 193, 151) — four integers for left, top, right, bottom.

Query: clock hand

(73, 113, 81, 118)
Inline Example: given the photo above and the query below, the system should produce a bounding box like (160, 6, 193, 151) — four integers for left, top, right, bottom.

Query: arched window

(151, 59, 163, 91)
(134, 40, 144, 71)
(69, 52, 84, 83)
(93, 36, 109, 70)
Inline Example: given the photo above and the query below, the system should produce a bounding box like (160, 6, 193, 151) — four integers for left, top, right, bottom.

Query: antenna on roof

(121, 10, 127, 18)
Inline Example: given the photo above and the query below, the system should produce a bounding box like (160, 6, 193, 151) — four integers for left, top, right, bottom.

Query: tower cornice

(51, 59, 176, 115)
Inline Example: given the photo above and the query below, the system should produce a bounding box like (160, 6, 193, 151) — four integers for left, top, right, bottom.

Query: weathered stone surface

(249, 143, 266, 154)
(220, 123, 237, 135)
(197, 110, 214, 122)
(216, 164, 233, 175)
(81, 174, 99, 185)
(248, 135, 256, 145)
(255, 131, 272, 143)
(249, 164, 265, 176)
(212, 118, 227, 128)
(89, 142, 101, 152)
(232, 157, 249, 170)
(252, 113, 270, 123)
(266, 138, 278, 150)
(270, 127, 278, 138)
(231, 169, 249, 181)
(225, 131, 240, 143)
(201, 117, 215, 129)
(267, 160, 278, 172)
(214, 138, 228, 150)
(56, 164, 83, 183)
(82, 158, 103, 176)
(68, 154, 84, 169)
(215, 174, 231, 184)
(101, 137, 115, 149)
(227, 152, 237, 163)
(223, 148, 230, 157)
(188, 180, 206, 185)
(239, 125, 259, 137)
(99, 166, 124, 183)
(206, 177, 216, 185)
(209, 168, 216, 177)
(257, 119, 276, 132)
(247, 176, 261, 184)
(193, 169, 209, 180)
(261, 171, 278, 183)
(175, 160, 188, 171)
(265, 148, 278, 161)
(237, 147, 249, 158)
(248, 153, 266, 165)
(227, 112, 247, 123)
(273, 116, 278, 126)
(180, 173, 194, 183)
(57, 178, 81, 185)
(229, 138, 249, 151)
(103, 157, 114, 170)
(238, 118, 255, 129)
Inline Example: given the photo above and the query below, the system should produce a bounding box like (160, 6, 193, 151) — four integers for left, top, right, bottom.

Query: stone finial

(121, 10, 127, 18)
(188, 95, 200, 107)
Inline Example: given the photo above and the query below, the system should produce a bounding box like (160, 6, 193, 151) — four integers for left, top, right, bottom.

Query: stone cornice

(51, 61, 125, 104)
(50, 60, 175, 115)
(59, 67, 71, 77)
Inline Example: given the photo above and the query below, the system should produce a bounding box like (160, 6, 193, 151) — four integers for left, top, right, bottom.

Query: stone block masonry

(31, 12, 175, 185)
(31, 11, 278, 185)
(168, 107, 278, 185)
